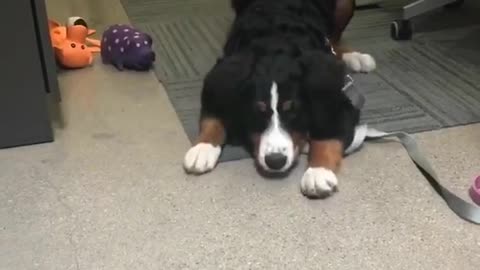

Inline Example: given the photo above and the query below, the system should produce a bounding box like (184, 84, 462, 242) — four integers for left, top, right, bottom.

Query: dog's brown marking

(256, 101, 267, 112)
(332, 0, 355, 43)
(282, 100, 293, 111)
(330, 0, 355, 59)
(197, 117, 226, 146)
(308, 139, 344, 172)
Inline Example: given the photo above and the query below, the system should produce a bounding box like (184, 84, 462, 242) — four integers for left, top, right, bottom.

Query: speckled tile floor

(0, 1, 479, 269)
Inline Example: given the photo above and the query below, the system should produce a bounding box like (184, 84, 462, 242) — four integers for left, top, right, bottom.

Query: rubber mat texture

(120, 0, 480, 161)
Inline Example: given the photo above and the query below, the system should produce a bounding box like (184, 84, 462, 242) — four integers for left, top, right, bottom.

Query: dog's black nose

(264, 153, 287, 170)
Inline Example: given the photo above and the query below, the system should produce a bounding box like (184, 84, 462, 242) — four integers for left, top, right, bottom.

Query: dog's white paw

(342, 52, 376, 73)
(300, 167, 338, 198)
(183, 143, 221, 174)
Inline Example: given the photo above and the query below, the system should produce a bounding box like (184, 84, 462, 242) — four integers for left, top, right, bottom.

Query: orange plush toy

(48, 17, 101, 69)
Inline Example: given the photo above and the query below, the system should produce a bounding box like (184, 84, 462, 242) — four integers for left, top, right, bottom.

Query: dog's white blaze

(257, 82, 295, 172)
(270, 82, 281, 129)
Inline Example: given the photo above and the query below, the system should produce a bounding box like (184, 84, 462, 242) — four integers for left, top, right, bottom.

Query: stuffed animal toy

(48, 17, 101, 69)
(101, 24, 156, 71)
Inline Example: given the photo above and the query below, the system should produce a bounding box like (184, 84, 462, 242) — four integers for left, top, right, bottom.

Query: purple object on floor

(470, 176, 480, 206)
(101, 24, 155, 71)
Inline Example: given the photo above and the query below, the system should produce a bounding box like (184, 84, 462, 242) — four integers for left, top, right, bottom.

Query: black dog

(184, 0, 376, 198)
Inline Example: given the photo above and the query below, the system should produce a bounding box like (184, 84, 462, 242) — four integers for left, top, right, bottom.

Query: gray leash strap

(350, 127, 480, 225)
(343, 79, 480, 224)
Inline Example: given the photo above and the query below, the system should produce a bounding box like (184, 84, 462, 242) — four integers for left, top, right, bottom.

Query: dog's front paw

(342, 52, 376, 73)
(183, 143, 221, 174)
(300, 167, 338, 198)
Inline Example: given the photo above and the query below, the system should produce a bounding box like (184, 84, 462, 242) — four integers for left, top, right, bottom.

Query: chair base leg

(403, 0, 460, 20)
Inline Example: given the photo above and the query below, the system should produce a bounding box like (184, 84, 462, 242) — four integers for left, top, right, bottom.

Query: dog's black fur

(201, 0, 360, 151)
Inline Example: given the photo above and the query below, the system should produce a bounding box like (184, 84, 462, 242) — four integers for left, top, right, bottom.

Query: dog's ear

(204, 52, 254, 92)
(299, 51, 346, 96)
(201, 51, 255, 117)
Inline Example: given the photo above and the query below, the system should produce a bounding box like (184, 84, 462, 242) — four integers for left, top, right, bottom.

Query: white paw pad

(300, 167, 338, 198)
(183, 143, 221, 174)
(342, 52, 376, 73)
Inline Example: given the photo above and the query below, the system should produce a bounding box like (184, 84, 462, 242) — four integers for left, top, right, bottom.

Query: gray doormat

(120, 0, 480, 162)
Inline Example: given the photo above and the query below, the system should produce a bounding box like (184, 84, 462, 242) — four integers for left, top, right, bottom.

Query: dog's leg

(300, 49, 360, 197)
(331, 0, 376, 73)
(183, 117, 225, 174)
(183, 50, 254, 174)
(299, 101, 359, 199)
(301, 140, 344, 198)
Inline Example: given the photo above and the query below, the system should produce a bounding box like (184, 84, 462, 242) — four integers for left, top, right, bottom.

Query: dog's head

(239, 53, 304, 174)
(249, 80, 305, 174)
(208, 49, 345, 174)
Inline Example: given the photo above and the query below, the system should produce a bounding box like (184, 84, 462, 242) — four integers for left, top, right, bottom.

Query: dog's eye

(256, 102, 267, 112)
(282, 100, 293, 111)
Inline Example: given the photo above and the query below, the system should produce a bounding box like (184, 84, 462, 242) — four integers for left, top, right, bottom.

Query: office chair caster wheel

(391, 19, 413, 41)
(444, 0, 464, 9)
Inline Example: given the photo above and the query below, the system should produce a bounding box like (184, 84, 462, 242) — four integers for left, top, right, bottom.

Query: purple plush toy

(101, 24, 155, 71)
